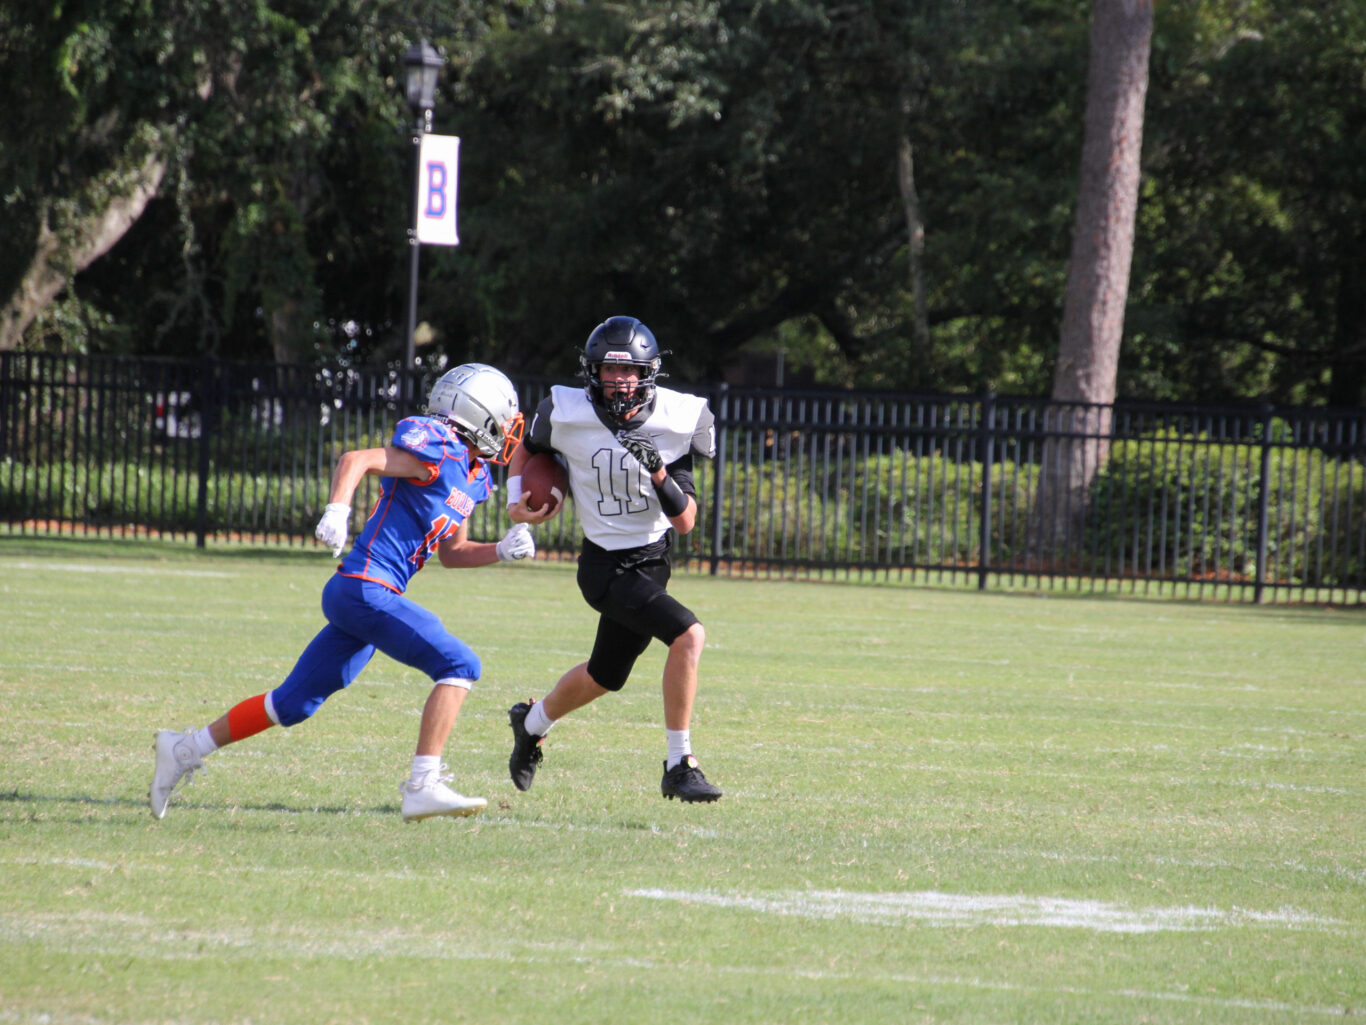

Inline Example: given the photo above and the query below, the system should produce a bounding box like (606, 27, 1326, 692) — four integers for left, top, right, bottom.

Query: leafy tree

(1134, 2, 1366, 406)
(0, 2, 181, 350)
(907, 0, 1089, 395)
(0, 1, 415, 362)
(428, 0, 1055, 385)
(3, 0, 1363, 412)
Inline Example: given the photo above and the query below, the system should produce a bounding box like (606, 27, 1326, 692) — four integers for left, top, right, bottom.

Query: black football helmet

(580, 316, 668, 423)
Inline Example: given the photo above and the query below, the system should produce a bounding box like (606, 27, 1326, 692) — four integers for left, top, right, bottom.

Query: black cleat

(661, 756, 723, 803)
(508, 700, 544, 792)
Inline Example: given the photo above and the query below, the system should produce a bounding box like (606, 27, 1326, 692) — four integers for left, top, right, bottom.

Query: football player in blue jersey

(150, 364, 536, 822)
(503, 316, 723, 803)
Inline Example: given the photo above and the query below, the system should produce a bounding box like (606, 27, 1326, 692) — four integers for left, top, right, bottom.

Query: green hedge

(713, 452, 1037, 567)
(1088, 432, 1366, 586)
(0, 461, 330, 534)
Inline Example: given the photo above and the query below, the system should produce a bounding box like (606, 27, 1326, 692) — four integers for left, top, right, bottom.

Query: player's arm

(437, 520, 494, 568)
(617, 432, 698, 535)
(661, 402, 714, 535)
(315, 446, 429, 556)
(656, 459, 698, 535)
(507, 396, 559, 525)
(329, 446, 429, 504)
(437, 514, 537, 568)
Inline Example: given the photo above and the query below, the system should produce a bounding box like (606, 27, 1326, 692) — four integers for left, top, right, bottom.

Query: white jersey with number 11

(541, 384, 715, 551)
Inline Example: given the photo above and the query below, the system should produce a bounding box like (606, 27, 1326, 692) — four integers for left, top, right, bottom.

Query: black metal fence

(3, 352, 1364, 604)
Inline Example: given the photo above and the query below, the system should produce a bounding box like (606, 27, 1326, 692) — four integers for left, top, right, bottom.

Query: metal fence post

(194, 358, 217, 548)
(978, 393, 995, 591)
(1254, 403, 1274, 604)
(709, 382, 728, 576)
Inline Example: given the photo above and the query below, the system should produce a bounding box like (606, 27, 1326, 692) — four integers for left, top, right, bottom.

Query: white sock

(192, 727, 218, 758)
(525, 701, 555, 737)
(665, 729, 691, 770)
(410, 754, 441, 785)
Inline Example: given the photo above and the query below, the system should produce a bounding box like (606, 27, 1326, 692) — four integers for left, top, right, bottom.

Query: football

(521, 452, 568, 515)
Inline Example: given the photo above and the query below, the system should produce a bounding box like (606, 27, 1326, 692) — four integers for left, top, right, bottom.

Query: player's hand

(315, 503, 351, 557)
(496, 522, 536, 562)
(617, 430, 663, 473)
(507, 494, 557, 525)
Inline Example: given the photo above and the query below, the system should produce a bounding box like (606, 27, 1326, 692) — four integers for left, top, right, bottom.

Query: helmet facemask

(582, 354, 663, 424)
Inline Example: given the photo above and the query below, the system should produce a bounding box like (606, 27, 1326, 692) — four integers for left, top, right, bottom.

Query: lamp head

(403, 40, 443, 112)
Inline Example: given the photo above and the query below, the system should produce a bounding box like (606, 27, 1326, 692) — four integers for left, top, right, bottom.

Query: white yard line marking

(625, 887, 1345, 934)
(2, 560, 236, 578)
(0, 910, 1350, 1018)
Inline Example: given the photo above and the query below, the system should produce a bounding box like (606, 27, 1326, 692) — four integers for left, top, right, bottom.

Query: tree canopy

(1, 1, 1362, 405)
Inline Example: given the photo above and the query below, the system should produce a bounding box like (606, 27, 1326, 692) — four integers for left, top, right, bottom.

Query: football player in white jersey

(505, 316, 723, 802)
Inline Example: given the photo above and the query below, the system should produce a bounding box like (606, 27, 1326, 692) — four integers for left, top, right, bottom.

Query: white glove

(315, 503, 351, 558)
(496, 522, 536, 562)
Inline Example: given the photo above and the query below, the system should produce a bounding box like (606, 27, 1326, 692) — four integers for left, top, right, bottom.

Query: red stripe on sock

(227, 693, 274, 742)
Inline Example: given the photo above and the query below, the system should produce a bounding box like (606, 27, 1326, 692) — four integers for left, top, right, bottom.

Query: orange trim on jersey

(227, 693, 275, 741)
(335, 569, 404, 594)
(415, 458, 440, 485)
(348, 489, 400, 585)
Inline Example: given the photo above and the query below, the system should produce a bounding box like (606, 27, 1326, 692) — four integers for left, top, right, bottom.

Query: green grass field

(2, 536, 1363, 1024)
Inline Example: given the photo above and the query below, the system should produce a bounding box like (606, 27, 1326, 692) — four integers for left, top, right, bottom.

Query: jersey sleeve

(666, 452, 697, 499)
(391, 417, 444, 483)
(522, 395, 556, 455)
(691, 403, 716, 459)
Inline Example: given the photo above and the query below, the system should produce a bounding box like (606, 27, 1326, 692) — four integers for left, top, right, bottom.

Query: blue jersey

(337, 416, 493, 593)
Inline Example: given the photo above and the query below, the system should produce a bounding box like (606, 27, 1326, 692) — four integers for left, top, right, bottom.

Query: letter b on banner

(416, 134, 460, 246)
(425, 164, 447, 218)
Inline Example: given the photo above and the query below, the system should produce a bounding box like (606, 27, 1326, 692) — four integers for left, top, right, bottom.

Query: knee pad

(413, 635, 480, 685)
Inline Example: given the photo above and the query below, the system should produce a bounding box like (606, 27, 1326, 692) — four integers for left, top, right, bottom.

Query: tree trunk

(1033, 0, 1153, 564)
(0, 148, 167, 350)
(897, 127, 931, 381)
(262, 164, 322, 366)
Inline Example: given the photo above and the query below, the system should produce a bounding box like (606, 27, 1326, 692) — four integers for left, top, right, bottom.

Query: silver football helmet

(426, 363, 525, 463)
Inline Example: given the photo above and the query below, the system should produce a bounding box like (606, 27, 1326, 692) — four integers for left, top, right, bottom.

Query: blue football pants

(269, 573, 481, 727)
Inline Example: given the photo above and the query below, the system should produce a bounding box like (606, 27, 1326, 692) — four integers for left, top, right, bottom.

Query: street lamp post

(402, 40, 444, 392)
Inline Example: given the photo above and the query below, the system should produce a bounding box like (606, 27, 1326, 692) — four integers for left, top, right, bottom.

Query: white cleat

(399, 769, 487, 822)
(149, 729, 205, 819)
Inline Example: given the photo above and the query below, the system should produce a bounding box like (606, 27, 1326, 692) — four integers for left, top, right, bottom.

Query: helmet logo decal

(603, 350, 635, 362)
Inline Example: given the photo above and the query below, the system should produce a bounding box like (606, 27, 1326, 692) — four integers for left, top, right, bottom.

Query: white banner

(415, 134, 460, 246)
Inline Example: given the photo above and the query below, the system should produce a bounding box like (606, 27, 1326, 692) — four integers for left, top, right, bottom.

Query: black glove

(617, 430, 663, 473)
